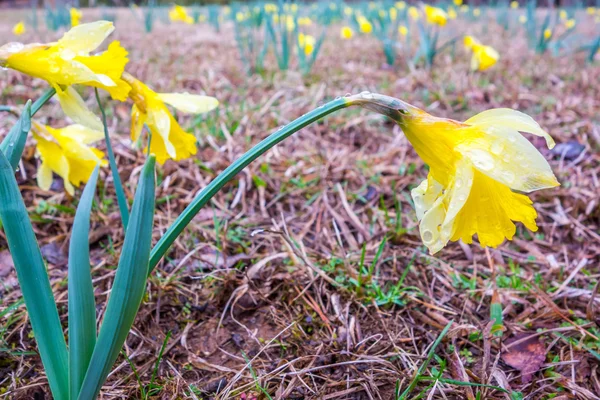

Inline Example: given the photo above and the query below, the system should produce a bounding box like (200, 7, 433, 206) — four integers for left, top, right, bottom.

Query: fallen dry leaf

(0, 250, 15, 277)
(502, 334, 547, 384)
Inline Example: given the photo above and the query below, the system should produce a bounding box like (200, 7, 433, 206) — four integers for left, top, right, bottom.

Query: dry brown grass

(1, 6, 600, 400)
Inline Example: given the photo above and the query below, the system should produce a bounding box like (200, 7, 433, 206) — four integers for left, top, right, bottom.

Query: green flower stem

(31, 87, 57, 116)
(148, 96, 353, 272)
(95, 88, 130, 230)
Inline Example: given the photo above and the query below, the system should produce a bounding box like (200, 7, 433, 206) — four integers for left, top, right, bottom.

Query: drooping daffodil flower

(424, 5, 448, 26)
(70, 8, 82, 27)
(122, 72, 219, 164)
(169, 5, 194, 24)
(349, 93, 558, 254)
(0, 21, 130, 131)
(32, 122, 107, 195)
(464, 35, 500, 71)
(12, 21, 25, 36)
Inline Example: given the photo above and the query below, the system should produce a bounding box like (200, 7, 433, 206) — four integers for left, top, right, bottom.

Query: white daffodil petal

(411, 176, 443, 220)
(456, 125, 558, 193)
(418, 194, 447, 254)
(57, 21, 115, 55)
(59, 124, 104, 144)
(56, 86, 103, 131)
(465, 108, 555, 149)
(157, 93, 219, 114)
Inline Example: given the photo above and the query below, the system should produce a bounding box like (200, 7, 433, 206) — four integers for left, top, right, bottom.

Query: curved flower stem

(148, 96, 354, 272)
(95, 88, 130, 230)
(31, 87, 57, 116)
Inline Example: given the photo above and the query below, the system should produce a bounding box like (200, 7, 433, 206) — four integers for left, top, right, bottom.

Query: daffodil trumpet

(148, 93, 558, 269)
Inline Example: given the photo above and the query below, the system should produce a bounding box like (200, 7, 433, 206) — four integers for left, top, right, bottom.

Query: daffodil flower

(358, 16, 373, 34)
(424, 5, 448, 27)
(408, 6, 420, 21)
(70, 8, 82, 27)
(351, 94, 558, 253)
(12, 21, 25, 36)
(341, 26, 354, 39)
(511, 1, 519, 9)
(32, 122, 107, 195)
(122, 72, 218, 164)
(298, 33, 316, 56)
(464, 35, 499, 71)
(169, 5, 194, 24)
(0, 21, 130, 131)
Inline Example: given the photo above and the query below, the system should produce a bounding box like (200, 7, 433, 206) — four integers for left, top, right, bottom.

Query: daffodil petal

(37, 162, 53, 191)
(59, 124, 104, 144)
(131, 104, 146, 143)
(411, 175, 443, 220)
(157, 93, 219, 114)
(451, 170, 538, 248)
(35, 135, 74, 195)
(465, 108, 555, 149)
(456, 124, 559, 192)
(57, 21, 114, 55)
(56, 86, 103, 131)
(147, 106, 176, 159)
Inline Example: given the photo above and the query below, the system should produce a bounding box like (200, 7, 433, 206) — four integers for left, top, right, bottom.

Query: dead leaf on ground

(502, 333, 547, 384)
(0, 250, 14, 277)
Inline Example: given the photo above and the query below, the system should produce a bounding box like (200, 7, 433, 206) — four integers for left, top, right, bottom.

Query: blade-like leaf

(77, 155, 156, 400)
(68, 166, 99, 399)
(0, 150, 68, 399)
(0, 100, 31, 171)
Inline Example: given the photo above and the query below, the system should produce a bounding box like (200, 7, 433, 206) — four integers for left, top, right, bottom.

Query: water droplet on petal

(490, 140, 504, 155)
(60, 49, 76, 60)
(422, 230, 434, 243)
(466, 149, 495, 171)
(455, 178, 463, 188)
(3, 42, 24, 54)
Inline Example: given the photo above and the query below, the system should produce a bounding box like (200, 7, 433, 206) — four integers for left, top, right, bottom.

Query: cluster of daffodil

(0, 21, 218, 193)
(464, 35, 500, 71)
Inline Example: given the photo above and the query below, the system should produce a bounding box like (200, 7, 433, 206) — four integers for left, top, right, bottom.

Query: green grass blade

(0, 100, 31, 171)
(0, 150, 68, 400)
(398, 320, 453, 399)
(68, 166, 99, 399)
(94, 88, 130, 230)
(148, 97, 350, 272)
(77, 155, 156, 400)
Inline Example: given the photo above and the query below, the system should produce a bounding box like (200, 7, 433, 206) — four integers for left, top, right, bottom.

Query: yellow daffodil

(559, 9, 568, 21)
(424, 5, 448, 27)
(298, 17, 312, 26)
(70, 8, 82, 27)
(519, 15, 527, 24)
(223, 6, 231, 15)
(298, 33, 316, 56)
(464, 36, 499, 71)
(408, 6, 420, 20)
(454, 0, 463, 6)
(291, 3, 298, 13)
(32, 122, 106, 195)
(565, 19, 576, 29)
(264, 3, 278, 13)
(379, 10, 387, 19)
(448, 7, 458, 20)
(236, 12, 246, 22)
(169, 5, 194, 24)
(473, 8, 481, 17)
(341, 26, 354, 39)
(544, 28, 552, 40)
(510, 1, 519, 9)
(460, 5, 470, 13)
(122, 73, 218, 164)
(353, 94, 558, 253)
(586, 7, 596, 15)
(286, 15, 296, 32)
(390, 8, 398, 21)
(396, 1, 406, 10)
(399, 25, 408, 37)
(12, 21, 25, 36)
(358, 17, 373, 34)
(344, 7, 354, 16)
(0, 21, 130, 131)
